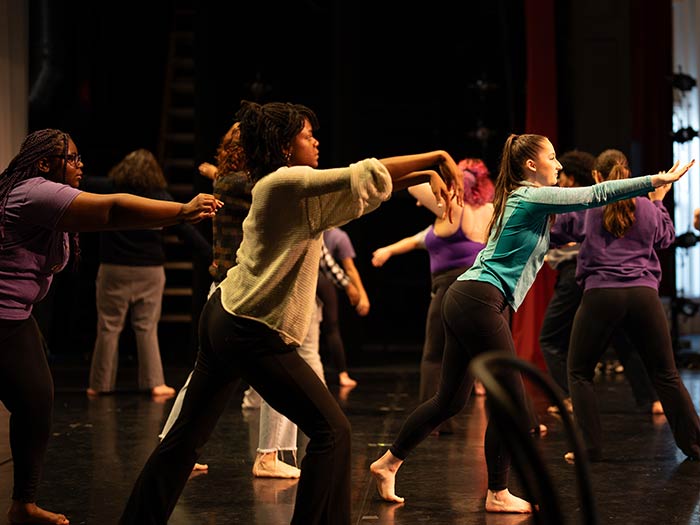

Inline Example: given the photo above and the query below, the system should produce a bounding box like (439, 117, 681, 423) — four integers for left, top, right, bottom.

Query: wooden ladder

(157, 4, 198, 325)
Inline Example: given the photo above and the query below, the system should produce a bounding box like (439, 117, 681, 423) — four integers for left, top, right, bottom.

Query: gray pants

(88, 264, 167, 392)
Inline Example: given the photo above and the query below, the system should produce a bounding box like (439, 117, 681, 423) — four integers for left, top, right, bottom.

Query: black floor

(3, 353, 700, 525)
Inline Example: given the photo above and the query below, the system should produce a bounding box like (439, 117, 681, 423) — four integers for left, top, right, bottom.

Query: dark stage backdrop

(27, 1, 674, 368)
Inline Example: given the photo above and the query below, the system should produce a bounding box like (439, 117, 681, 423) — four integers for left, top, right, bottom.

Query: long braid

(0, 129, 80, 267)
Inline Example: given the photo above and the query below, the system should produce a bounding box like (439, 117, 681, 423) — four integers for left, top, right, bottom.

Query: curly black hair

(236, 100, 319, 183)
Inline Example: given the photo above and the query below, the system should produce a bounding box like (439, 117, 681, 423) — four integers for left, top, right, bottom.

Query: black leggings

(390, 280, 527, 491)
(120, 288, 352, 525)
(0, 316, 54, 503)
(419, 266, 468, 402)
(568, 287, 700, 459)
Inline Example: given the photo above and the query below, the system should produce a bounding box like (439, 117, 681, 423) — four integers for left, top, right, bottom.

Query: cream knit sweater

(218, 158, 392, 345)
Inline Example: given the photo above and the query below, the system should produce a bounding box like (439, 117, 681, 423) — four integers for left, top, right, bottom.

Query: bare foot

(8, 501, 69, 525)
(370, 451, 405, 503)
(85, 388, 99, 397)
(651, 400, 664, 415)
(531, 423, 547, 436)
(338, 372, 358, 387)
(151, 384, 176, 397)
(193, 462, 208, 471)
(485, 488, 533, 513)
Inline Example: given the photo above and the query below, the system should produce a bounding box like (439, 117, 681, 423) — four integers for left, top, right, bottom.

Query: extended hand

(652, 159, 695, 186)
(180, 193, 223, 223)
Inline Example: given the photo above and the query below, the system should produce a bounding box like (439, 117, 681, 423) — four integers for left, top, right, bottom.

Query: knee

(330, 414, 352, 448)
(312, 413, 352, 452)
(434, 393, 467, 419)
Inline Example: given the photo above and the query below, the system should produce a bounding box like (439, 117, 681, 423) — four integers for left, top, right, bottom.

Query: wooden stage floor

(2, 356, 700, 524)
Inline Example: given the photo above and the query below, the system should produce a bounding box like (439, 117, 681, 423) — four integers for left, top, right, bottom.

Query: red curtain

(510, 0, 558, 371)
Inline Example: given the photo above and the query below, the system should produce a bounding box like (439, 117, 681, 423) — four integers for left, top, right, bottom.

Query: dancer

(372, 158, 495, 433)
(159, 122, 356, 479)
(370, 133, 694, 513)
(86, 149, 211, 398)
(0, 128, 220, 525)
(119, 100, 464, 525)
(320, 226, 368, 387)
(555, 149, 700, 461)
(540, 150, 661, 415)
(158, 121, 252, 451)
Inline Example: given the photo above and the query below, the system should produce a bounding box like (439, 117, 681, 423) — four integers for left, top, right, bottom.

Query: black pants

(540, 261, 658, 407)
(418, 266, 468, 433)
(390, 280, 527, 490)
(120, 289, 352, 525)
(316, 272, 348, 374)
(568, 286, 700, 459)
(0, 316, 54, 503)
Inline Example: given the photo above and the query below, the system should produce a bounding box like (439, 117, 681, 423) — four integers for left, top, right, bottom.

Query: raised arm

(55, 192, 222, 232)
(379, 150, 464, 205)
(408, 182, 453, 217)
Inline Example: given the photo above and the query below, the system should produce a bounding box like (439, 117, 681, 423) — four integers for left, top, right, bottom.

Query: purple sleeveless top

(424, 213, 485, 274)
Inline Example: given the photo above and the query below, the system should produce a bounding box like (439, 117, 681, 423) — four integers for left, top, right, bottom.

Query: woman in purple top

(0, 129, 221, 525)
(320, 227, 368, 387)
(372, 158, 496, 433)
(552, 149, 700, 462)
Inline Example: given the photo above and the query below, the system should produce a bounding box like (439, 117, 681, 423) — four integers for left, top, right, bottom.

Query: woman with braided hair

(120, 99, 465, 525)
(0, 129, 221, 525)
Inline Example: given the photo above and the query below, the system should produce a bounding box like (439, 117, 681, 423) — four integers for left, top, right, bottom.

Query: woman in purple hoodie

(552, 149, 700, 462)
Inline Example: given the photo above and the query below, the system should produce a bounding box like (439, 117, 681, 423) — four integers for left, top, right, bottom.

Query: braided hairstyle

(236, 100, 319, 183)
(595, 149, 636, 238)
(489, 133, 548, 235)
(0, 128, 80, 264)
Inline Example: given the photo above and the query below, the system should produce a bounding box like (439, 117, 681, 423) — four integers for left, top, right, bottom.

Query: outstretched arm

(56, 192, 222, 232)
(372, 228, 428, 267)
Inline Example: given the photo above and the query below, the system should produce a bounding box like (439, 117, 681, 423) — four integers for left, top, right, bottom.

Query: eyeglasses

(48, 153, 82, 167)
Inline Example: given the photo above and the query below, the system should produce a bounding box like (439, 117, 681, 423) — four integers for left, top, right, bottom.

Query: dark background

(26, 1, 677, 367)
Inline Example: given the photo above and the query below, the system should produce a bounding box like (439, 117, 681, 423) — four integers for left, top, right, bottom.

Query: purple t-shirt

(0, 177, 81, 320)
(550, 198, 674, 291)
(323, 227, 355, 262)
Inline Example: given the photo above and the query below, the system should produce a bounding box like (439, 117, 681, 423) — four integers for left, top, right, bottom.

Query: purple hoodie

(549, 197, 674, 291)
